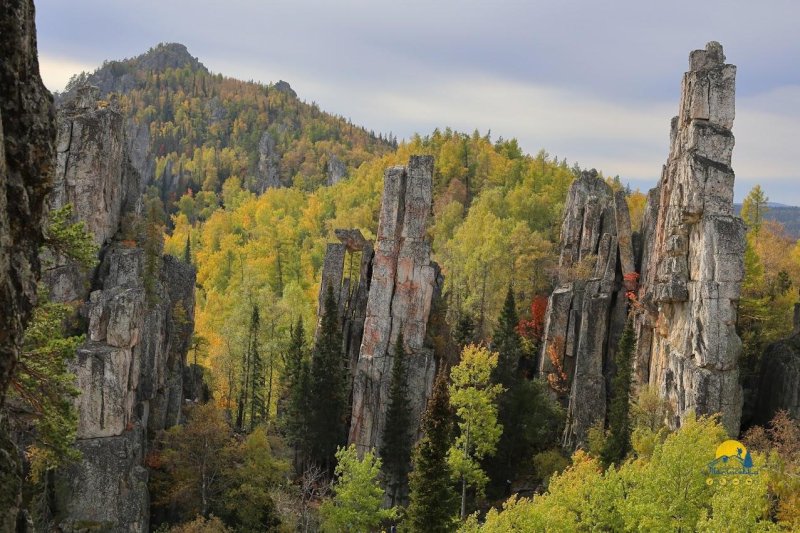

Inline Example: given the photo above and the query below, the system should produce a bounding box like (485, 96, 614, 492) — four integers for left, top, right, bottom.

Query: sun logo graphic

(705, 439, 759, 486)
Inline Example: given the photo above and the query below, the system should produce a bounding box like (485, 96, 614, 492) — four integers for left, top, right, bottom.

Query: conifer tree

(248, 306, 265, 431)
(380, 333, 413, 506)
(406, 369, 458, 533)
(601, 318, 636, 466)
(183, 234, 191, 264)
(309, 285, 348, 472)
(454, 313, 475, 350)
(282, 317, 311, 465)
(485, 286, 564, 497)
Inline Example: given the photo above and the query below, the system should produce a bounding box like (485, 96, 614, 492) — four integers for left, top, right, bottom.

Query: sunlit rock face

(633, 41, 745, 436)
(538, 170, 635, 449)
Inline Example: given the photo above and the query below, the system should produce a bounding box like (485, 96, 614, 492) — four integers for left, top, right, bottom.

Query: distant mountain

(734, 203, 800, 238)
(58, 42, 395, 206)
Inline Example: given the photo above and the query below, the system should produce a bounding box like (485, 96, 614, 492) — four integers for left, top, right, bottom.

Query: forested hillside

(4, 29, 800, 532)
(165, 130, 621, 415)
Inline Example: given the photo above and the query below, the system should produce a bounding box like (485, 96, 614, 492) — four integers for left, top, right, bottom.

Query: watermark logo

(705, 439, 759, 486)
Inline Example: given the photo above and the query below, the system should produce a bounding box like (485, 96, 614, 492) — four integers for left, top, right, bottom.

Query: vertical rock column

(538, 170, 635, 449)
(634, 42, 745, 435)
(349, 156, 438, 454)
(0, 1, 56, 529)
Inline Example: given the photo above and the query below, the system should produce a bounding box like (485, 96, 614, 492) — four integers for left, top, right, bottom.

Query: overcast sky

(35, 0, 800, 204)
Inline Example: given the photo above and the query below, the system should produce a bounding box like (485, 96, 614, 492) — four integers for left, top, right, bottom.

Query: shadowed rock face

(754, 305, 800, 425)
(0, 0, 56, 529)
(538, 170, 635, 449)
(634, 42, 744, 436)
(46, 87, 196, 533)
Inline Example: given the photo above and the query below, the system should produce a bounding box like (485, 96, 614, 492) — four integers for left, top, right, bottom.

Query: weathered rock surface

(0, 0, 56, 529)
(348, 156, 439, 454)
(254, 132, 282, 192)
(633, 42, 745, 435)
(753, 305, 800, 425)
(538, 170, 635, 449)
(45, 86, 196, 532)
(326, 154, 347, 186)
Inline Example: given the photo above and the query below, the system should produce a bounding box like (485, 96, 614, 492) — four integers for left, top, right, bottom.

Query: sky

(35, 0, 800, 204)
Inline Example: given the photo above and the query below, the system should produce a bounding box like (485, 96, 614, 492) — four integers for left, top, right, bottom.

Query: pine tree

(308, 285, 348, 471)
(601, 318, 636, 466)
(380, 333, 413, 506)
(491, 286, 523, 391)
(406, 369, 458, 533)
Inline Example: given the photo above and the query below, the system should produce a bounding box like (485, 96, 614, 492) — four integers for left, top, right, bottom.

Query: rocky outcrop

(753, 305, 800, 425)
(326, 154, 347, 186)
(314, 229, 374, 374)
(633, 42, 745, 435)
(348, 156, 439, 454)
(253, 132, 282, 192)
(538, 170, 635, 449)
(0, 0, 56, 529)
(45, 87, 196, 532)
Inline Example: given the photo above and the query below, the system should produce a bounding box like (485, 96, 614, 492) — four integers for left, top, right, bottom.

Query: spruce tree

(308, 285, 348, 472)
(485, 286, 564, 497)
(183, 234, 191, 264)
(248, 305, 265, 431)
(601, 318, 636, 466)
(380, 333, 413, 506)
(453, 313, 475, 350)
(282, 317, 311, 466)
(406, 369, 458, 533)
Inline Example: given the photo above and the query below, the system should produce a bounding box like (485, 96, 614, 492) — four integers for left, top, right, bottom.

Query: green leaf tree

(741, 184, 769, 232)
(320, 445, 396, 532)
(448, 345, 504, 520)
(406, 370, 458, 533)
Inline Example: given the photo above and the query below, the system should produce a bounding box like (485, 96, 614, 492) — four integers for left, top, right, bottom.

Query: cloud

(39, 55, 95, 92)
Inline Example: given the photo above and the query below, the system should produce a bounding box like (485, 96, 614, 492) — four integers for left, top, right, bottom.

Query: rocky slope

(0, 0, 56, 529)
(45, 87, 195, 532)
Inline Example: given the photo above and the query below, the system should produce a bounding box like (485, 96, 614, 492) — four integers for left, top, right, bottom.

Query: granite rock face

(348, 156, 439, 454)
(633, 42, 745, 435)
(538, 170, 635, 449)
(754, 305, 800, 425)
(326, 154, 347, 186)
(0, 0, 56, 529)
(46, 87, 196, 533)
(254, 132, 282, 192)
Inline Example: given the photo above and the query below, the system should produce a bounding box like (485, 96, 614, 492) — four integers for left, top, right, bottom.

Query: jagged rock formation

(45, 87, 195, 532)
(754, 304, 800, 424)
(538, 170, 635, 448)
(348, 156, 440, 454)
(633, 42, 745, 435)
(254, 132, 282, 192)
(539, 43, 745, 446)
(314, 229, 374, 375)
(326, 154, 347, 186)
(0, 0, 56, 529)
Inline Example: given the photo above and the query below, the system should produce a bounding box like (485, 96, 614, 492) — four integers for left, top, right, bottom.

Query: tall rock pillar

(348, 156, 438, 454)
(634, 42, 745, 435)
